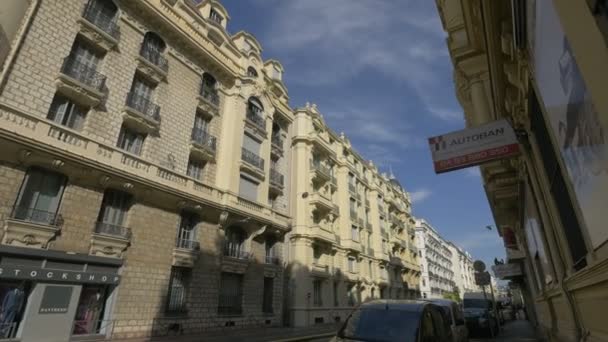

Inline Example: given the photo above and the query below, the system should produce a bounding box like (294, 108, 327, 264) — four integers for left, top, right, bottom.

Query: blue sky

(220, 0, 505, 267)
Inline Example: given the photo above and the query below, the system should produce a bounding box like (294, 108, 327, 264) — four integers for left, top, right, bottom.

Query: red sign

(429, 119, 520, 173)
(502, 226, 518, 249)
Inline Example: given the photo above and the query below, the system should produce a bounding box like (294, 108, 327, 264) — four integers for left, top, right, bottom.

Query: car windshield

(463, 298, 491, 309)
(337, 308, 419, 342)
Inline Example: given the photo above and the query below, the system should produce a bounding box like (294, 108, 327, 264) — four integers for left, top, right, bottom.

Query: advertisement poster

(531, 0, 608, 248)
(523, 184, 553, 286)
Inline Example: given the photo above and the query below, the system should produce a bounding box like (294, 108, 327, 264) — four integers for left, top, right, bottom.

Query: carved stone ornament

(218, 210, 230, 229)
(18, 150, 32, 163)
(123, 182, 134, 190)
(51, 159, 65, 168)
(99, 175, 111, 186)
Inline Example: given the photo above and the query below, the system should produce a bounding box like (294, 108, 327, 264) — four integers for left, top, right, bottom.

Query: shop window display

(0, 282, 29, 339)
(72, 285, 108, 335)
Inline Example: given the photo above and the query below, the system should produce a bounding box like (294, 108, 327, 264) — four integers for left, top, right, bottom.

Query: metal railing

(176, 238, 200, 250)
(311, 159, 331, 179)
(200, 84, 220, 107)
(270, 168, 284, 187)
(11, 205, 63, 226)
(246, 108, 266, 130)
(61, 56, 107, 93)
(241, 148, 264, 170)
(140, 44, 169, 72)
(95, 221, 132, 240)
(223, 247, 251, 260)
(0, 322, 18, 339)
(265, 255, 281, 265)
(191, 128, 217, 153)
(72, 319, 115, 336)
(271, 134, 283, 149)
(348, 183, 356, 193)
(82, 1, 120, 40)
(126, 92, 161, 122)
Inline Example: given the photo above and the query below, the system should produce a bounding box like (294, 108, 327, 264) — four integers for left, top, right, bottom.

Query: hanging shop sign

(492, 263, 523, 279)
(501, 226, 518, 249)
(428, 119, 520, 173)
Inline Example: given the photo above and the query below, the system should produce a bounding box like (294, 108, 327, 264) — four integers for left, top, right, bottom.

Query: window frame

(47, 94, 87, 130)
(166, 267, 189, 314)
(13, 168, 67, 224)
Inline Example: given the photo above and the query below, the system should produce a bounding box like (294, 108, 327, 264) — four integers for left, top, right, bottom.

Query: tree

(442, 291, 462, 302)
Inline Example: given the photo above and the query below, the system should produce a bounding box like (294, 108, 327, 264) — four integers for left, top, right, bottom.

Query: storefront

(0, 246, 121, 342)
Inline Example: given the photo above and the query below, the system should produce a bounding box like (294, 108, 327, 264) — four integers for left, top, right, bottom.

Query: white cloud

(410, 189, 432, 203)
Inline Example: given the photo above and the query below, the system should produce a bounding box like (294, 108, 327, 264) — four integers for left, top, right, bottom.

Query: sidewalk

(109, 323, 339, 342)
(483, 319, 539, 342)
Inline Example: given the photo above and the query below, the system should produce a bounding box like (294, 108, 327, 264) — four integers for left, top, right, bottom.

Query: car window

(463, 298, 491, 309)
(452, 303, 465, 325)
(437, 305, 453, 325)
(421, 310, 437, 342)
(338, 308, 420, 342)
(431, 308, 448, 340)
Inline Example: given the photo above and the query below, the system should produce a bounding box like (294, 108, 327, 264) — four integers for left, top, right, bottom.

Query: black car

(331, 300, 451, 342)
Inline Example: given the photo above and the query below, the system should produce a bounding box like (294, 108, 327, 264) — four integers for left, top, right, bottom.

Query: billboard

(428, 119, 520, 174)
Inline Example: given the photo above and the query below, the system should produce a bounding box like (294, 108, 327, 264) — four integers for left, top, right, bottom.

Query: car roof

(358, 300, 433, 313)
(463, 292, 490, 299)
(425, 299, 458, 307)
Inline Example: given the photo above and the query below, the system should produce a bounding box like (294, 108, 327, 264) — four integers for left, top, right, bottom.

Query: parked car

(331, 300, 450, 342)
(426, 299, 468, 342)
(462, 292, 499, 337)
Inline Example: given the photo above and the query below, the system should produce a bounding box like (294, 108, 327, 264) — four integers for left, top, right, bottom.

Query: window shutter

(239, 176, 258, 201)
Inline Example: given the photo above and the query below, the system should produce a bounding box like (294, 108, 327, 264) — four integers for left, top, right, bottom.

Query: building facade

(287, 105, 421, 326)
(0, 0, 293, 340)
(436, 0, 608, 341)
(448, 242, 479, 298)
(415, 219, 456, 299)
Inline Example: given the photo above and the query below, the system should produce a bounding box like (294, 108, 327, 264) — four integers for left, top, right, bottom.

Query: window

(422, 278, 426, 287)
(265, 236, 278, 264)
(47, 94, 86, 130)
(347, 283, 356, 306)
(167, 267, 189, 313)
(239, 175, 258, 201)
(351, 226, 359, 242)
(368, 261, 373, 278)
(97, 189, 131, 228)
(242, 134, 261, 155)
(313, 279, 323, 307)
(218, 273, 243, 315)
(176, 212, 198, 249)
(367, 233, 372, 248)
(347, 257, 355, 273)
(140, 32, 166, 66)
(13, 168, 66, 225)
(83, 0, 118, 35)
(209, 8, 223, 24)
(65, 39, 102, 85)
(313, 245, 321, 264)
(128, 76, 156, 114)
(263, 277, 274, 313)
(333, 281, 339, 307)
(224, 227, 246, 259)
(117, 125, 145, 155)
(72, 285, 108, 335)
(187, 158, 205, 180)
(247, 67, 258, 78)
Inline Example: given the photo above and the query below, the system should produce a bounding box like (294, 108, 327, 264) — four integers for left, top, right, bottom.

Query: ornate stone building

(436, 0, 608, 340)
(415, 219, 455, 299)
(287, 105, 421, 326)
(0, 0, 292, 340)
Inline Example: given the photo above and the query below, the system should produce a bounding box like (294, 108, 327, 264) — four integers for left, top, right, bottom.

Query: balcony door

(98, 189, 131, 227)
(224, 227, 246, 258)
(14, 168, 66, 223)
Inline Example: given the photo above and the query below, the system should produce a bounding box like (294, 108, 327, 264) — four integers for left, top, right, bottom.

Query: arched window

(247, 97, 263, 116)
(83, 0, 119, 38)
(224, 227, 246, 258)
(247, 67, 258, 78)
(140, 32, 167, 69)
(200, 72, 219, 105)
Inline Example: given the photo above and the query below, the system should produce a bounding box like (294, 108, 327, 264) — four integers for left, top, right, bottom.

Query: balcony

(365, 221, 372, 231)
(137, 44, 168, 83)
(310, 224, 336, 244)
(349, 209, 358, 221)
(198, 84, 220, 115)
(240, 147, 265, 179)
(309, 192, 338, 215)
(56, 56, 107, 107)
(271, 135, 284, 158)
(265, 255, 281, 266)
(269, 168, 284, 195)
(366, 247, 375, 257)
(123, 92, 161, 133)
(311, 263, 330, 277)
(173, 239, 200, 268)
(343, 239, 362, 253)
(330, 174, 338, 188)
(358, 217, 365, 227)
(190, 128, 217, 161)
(348, 183, 356, 194)
(222, 247, 251, 273)
(312, 133, 335, 156)
(78, 1, 120, 51)
(90, 222, 132, 259)
(408, 226, 416, 236)
(310, 159, 332, 183)
(245, 108, 267, 134)
(2, 206, 63, 249)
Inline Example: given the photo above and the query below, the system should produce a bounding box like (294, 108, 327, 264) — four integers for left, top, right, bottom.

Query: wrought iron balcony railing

(241, 148, 264, 170)
(199, 84, 220, 107)
(271, 135, 284, 149)
(176, 238, 200, 250)
(348, 183, 356, 193)
(246, 108, 266, 130)
(95, 221, 132, 240)
(61, 56, 107, 93)
(270, 168, 284, 187)
(125, 92, 161, 122)
(191, 128, 217, 153)
(11, 205, 63, 226)
(82, 1, 120, 40)
(265, 255, 281, 265)
(223, 247, 251, 260)
(139, 44, 169, 73)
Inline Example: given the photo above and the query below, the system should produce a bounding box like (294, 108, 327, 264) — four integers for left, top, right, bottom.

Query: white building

(415, 219, 455, 299)
(448, 242, 479, 298)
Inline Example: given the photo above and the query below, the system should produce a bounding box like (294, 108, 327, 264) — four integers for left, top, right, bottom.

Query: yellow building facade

(287, 104, 421, 326)
(436, 0, 608, 341)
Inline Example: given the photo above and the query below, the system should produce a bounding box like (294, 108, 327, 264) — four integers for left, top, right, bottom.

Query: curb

(270, 332, 335, 342)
